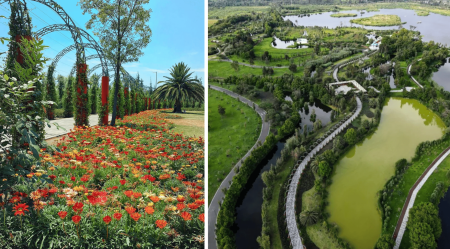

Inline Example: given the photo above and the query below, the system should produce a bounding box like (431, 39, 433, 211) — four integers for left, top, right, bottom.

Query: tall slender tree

(56, 74, 65, 106)
(78, 0, 152, 126)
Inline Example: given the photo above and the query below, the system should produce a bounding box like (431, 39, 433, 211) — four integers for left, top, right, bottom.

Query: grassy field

(164, 111, 204, 138)
(208, 89, 261, 203)
(209, 60, 304, 78)
(350, 14, 402, 26)
(416, 10, 430, 16)
(331, 13, 357, 17)
(208, 19, 218, 26)
(208, 6, 269, 19)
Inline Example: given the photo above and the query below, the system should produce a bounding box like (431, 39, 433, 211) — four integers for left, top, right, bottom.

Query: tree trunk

(111, 0, 122, 126)
(173, 99, 182, 113)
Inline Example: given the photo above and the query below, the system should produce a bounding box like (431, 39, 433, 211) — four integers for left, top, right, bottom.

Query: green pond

(327, 97, 446, 249)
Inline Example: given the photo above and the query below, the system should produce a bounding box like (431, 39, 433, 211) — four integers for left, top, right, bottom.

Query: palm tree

(299, 209, 319, 226)
(152, 62, 204, 113)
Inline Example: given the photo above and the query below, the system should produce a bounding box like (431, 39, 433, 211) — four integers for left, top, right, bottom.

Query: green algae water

(327, 98, 446, 249)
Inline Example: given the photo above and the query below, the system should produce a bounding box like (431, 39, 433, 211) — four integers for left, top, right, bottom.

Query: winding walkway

(285, 97, 362, 248)
(407, 59, 424, 88)
(208, 85, 271, 249)
(393, 147, 450, 249)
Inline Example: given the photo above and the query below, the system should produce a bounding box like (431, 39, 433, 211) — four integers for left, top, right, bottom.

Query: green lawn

(253, 38, 315, 59)
(208, 89, 261, 204)
(350, 14, 402, 26)
(208, 19, 218, 26)
(208, 60, 304, 78)
(164, 111, 204, 138)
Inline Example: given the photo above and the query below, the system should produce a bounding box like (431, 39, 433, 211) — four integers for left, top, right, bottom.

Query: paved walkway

(45, 114, 112, 139)
(208, 85, 271, 249)
(407, 59, 424, 88)
(285, 97, 362, 248)
(393, 147, 450, 249)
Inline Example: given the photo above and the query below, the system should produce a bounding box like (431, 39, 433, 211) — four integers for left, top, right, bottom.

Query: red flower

(49, 175, 57, 180)
(177, 203, 186, 210)
(9, 196, 21, 204)
(59, 181, 65, 185)
(176, 196, 186, 203)
(12, 203, 29, 216)
(150, 196, 159, 203)
(72, 215, 81, 224)
(130, 212, 141, 222)
(180, 211, 192, 221)
(155, 219, 167, 229)
(58, 211, 68, 219)
(119, 179, 126, 185)
(132, 192, 142, 199)
(176, 173, 186, 181)
(72, 202, 84, 214)
(71, 176, 76, 182)
(113, 212, 122, 221)
(103, 215, 112, 224)
(199, 213, 205, 222)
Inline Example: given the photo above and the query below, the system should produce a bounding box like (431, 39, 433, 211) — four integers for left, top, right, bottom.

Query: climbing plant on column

(89, 73, 100, 114)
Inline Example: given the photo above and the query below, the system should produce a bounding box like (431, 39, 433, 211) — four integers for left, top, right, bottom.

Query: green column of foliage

(63, 76, 74, 117)
(46, 65, 57, 117)
(56, 74, 65, 107)
(89, 74, 100, 114)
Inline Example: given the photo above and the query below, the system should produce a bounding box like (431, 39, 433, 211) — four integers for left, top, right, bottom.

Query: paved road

(208, 85, 270, 249)
(45, 114, 112, 139)
(286, 97, 362, 248)
(393, 147, 450, 249)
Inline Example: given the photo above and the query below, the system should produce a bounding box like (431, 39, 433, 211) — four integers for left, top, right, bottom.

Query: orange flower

(187, 203, 199, 210)
(159, 174, 170, 180)
(155, 219, 167, 229)
(113, 212, 122, 221)
(176, 203, 185, 210)
(125, 206, 136, 214)
(145, 206, 154, 215)
(12, 203, 29, 216)
(133, 192, 142, 199)
(124, 190, 133, 198)
(180, 211, 191, 221)
(198, 213, 204, 222)
(130, 212, 141, 222)
(72, 215, 81, 224)
(150, 196, 159, 203)
(171, 187, 179, 192)
(176, 196, 186, 203)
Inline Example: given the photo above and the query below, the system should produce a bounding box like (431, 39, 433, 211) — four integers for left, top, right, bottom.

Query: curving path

(208, 85, 271, 249)
(285, 96, 362, 248)
(393, 147, 450, 249)
(210, 58, 289, 69)
(407, 58, 424, 88)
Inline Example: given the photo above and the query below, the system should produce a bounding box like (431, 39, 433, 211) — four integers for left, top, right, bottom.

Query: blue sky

(0, 0, 205, 88)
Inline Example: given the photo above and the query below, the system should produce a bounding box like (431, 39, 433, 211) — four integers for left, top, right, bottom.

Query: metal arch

(69, 54, 101, 76)
(29, 0, 85, 62)
(35, 24, 108, 77)
(51, 43, 95, 69)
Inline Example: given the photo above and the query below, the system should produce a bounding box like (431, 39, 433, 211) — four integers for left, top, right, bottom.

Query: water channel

(432, 58, 450, 91)
(327, 98, 445, 249)
(234, 142, 285, 249)
(438, 185, 450, 249)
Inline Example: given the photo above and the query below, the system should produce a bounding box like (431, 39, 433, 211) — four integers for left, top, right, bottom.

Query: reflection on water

(271, 36, 309, 49)
(432, 58, 450, 91)
(327, 98, 445, 249)
(298, 99, 332, 132)
(234, 143, 285, 249)
(438, 186, 450, 249)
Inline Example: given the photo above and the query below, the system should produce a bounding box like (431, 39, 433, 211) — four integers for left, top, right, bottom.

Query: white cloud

(144, 68, 168, 73)
(192, 68, 204, 72)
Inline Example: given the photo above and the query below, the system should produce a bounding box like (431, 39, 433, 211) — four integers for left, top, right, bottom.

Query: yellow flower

(35, 172, 42, 177)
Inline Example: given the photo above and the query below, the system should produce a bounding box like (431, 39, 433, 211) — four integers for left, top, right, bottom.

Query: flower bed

(117, 109, 181, 131)
(0, 110, 204, 248)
